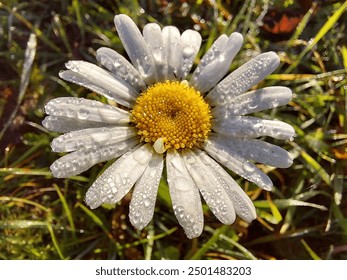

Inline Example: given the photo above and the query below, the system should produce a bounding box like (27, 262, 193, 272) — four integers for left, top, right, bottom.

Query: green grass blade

(286, 0, 347, 73)
(190, 225, 228, 260)
(46, 223, 65, 259)
(219, 234, 257, 260)
(0, 220, 47, 229)
(0, 196, 49, 212)
(53, 184, 76, 233)
(300, 150, 331, 186)
(301, 239, 321, 260)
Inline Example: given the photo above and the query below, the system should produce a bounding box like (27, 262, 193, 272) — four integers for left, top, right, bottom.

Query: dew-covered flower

(43, 14, 294, 239)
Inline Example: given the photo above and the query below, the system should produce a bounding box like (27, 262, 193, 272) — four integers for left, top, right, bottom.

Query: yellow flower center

(131, 81, 212, 153)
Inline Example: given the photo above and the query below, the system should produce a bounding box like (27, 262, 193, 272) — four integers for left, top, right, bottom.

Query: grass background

(0, 0, 346, 260)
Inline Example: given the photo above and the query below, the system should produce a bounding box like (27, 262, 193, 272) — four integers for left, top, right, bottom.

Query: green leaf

(300, 150, 331, 186)
(301, 239, 321, 260)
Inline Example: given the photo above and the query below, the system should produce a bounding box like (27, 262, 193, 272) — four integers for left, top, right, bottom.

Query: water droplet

(66, 109, 75, 117)
(184, 154, 196, 164)
(243, 161, 255, 172)
(172, 176, 191, 191)
(78, 109, 90, 119)
(66, 61, 79, 72)
(113, 60, 121, 68)
(272, 99, 280, 107)
(133, 149, 151, 165)
(182, 46, 195, 58)
(253, 122, 263, 129)
(218, 54, 225, 62)
(152, 47, 164, 62)
(144, 199, 151, 207)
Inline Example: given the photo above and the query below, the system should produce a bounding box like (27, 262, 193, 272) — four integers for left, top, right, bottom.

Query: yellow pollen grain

(131, 81, 212, 152)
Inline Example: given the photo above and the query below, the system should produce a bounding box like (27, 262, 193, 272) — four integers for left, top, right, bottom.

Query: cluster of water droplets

(96, 47, 147, 93)
(166, 150, 204, 238)
(177, 30, 201, 80)
(183, 151, 235, 224)
(211, 86, 292, 120)
(60, 60, 139, 108)
(172, 204, 203, 239)
(212, 115, 295, 140)
(51, 126, 137, 152)
(114, 14, 158, 85)
(190, 36, 224, 88)
(197, 150, 256, 223)
(85, 144, 153, 209)
(45, 97, 130, 125)
(203, 139, 273, 191)
(50, 138, 138, 178)
(207, 52, 280, 105)
(129, 153, 163, 230)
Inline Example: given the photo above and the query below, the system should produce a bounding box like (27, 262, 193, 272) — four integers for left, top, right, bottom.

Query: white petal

(42, 116, 109, 133)
(211, 86, 292, 118)
(60, 61, 137, 108)
(143, 23, 168, 82)
(166, 150, 203, 239)
(190, 32, 243, 93)
(210, 135, 293, 168)
(212, 115, 295, 140)
(129, 152, 164, 230)
(85, 144, 153, 209)
(162, 26, 181, 80)
(203, 139, 273, 190)
(50, 138, 138, 178)
(206, 52, 280, 106)
(96, 47, 146, 92)
(197, 150, 257, 223)
(44, 97, 130, 124)
(51, 126, 137, 152)
(176, 29, 202, 80)
(114, 14, 157, 85)
(182, 150, 236, 224)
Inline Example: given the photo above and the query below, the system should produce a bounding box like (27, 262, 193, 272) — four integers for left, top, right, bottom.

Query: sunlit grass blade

(219, 234, 257, 260)
(190, 225, 228, 260)
(287, 3, 318, 49)
(52, 14, 73, 54)
(267, 193, 283, 223)
(0, 220, 47, 229)
(300, 150, 331, 186)
(120, 227, 177, 251)
(46, 223, 65, 260)
(301, 239, 321, 260)
(0, 196, 49, 212)
(53, 184, 76, 233)
(286, 0, 347, 73)
(0, 168, 52, 177)
(72, 0, 84, 37)
(254, 199, 327, 211)
(342, 45, 347, 69)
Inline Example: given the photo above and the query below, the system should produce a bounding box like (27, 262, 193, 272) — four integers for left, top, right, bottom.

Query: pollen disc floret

(131, 81, 212, 152)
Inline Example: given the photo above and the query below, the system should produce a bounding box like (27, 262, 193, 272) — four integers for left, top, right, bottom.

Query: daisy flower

(43, 14, 294, 239)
